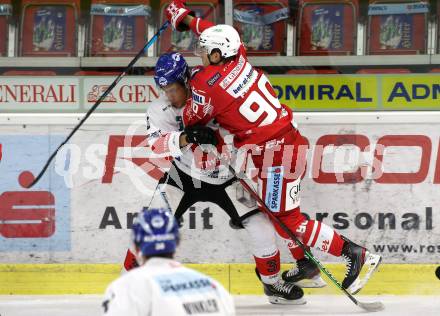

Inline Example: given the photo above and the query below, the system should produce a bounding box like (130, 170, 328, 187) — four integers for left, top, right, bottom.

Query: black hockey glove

(184, 125, 218, 146)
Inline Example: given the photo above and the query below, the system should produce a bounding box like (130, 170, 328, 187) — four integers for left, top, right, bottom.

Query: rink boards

(1, 113, 440, 295)
(1, 263, 439, 295)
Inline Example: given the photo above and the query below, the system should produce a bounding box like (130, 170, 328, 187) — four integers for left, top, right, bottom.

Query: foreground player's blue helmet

(154, 52, 189, 88)
(132, 208, 180, 257)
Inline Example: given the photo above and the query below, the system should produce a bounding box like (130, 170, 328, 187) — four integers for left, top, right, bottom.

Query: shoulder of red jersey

(190, 45, 249, 90)
(190, 65, 222, 90)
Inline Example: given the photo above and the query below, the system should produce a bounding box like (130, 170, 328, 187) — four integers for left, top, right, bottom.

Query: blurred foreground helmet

(132, 208, 180, 257)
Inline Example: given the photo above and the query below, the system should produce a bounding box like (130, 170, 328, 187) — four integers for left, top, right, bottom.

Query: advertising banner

(82, 76, 158, 110)
(367, 2, 427, 54)
(378, 13, 415, 50)
(102, 15, 136, 52)
(0, 4, 12, 16)
(0, 77, 80, 111)
(90, 4, 151, 55)
(2, 74, 439, 112)
(310, 5, 344, 51)
(1, 115, 439, 264)
(270, 74, 440, 111)
(0, 4, 11, 57)
(90, 4, 151, 16)
(0, 76, 158, 112)
(368, 3, 429, 16)
(0, 134, 71, 251)
(32, 6, 67, 53)
(381, 75, 440, 109)
(234, 6, 288, 52)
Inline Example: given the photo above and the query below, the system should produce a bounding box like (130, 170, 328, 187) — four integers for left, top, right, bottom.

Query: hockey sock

(273, 213, 344, 257)
(289, 242, 307, 259)
(301, 220, 344, 256)
(254, 249, 281, 284)
(277, 234, 307, 260)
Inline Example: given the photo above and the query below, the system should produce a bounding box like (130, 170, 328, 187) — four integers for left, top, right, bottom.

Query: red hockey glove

(165, 0, 194, 31)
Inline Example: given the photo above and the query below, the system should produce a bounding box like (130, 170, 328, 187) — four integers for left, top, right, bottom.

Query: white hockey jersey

(145, 94, 233, 185)
(102, 258, 235, 316)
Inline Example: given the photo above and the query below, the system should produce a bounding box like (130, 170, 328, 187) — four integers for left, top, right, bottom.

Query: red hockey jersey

(183, 18, 294, 148)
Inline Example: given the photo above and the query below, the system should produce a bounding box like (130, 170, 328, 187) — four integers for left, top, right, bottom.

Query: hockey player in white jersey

(103, 207, 235, 316)
(122, 52, 326, 305)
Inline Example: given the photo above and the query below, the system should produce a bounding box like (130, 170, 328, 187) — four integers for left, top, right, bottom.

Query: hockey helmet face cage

(199, 24, 241, 59)
(194, 41, 208, 57)
(132, 208, 180, 257)
(154, 52, 189, 88)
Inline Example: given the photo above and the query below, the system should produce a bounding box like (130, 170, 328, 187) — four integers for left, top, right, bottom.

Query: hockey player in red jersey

(165, 0, 382, 296)
(122, 51, 315, 305)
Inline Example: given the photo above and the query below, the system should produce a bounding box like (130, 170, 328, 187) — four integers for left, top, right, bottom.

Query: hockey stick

(147, 172, 173, 211)
(27, 21, 170, 188)
(221, 157, 384, 312)
(123, 171, 172, 272)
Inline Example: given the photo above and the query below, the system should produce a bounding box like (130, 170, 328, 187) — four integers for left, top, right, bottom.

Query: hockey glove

(165, 0, 194, 31)
(184, 125, 218, 146)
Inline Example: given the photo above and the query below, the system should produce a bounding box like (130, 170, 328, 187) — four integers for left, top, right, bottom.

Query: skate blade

(268, 296, 306, 305)
(294, 275, 327, 288)
(348, 252, 382, 295)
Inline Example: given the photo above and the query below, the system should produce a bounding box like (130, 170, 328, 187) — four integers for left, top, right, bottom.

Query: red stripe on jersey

(310, 221, 321, 248)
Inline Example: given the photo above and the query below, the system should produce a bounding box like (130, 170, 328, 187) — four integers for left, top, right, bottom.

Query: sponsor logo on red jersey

(265, 166, 284, 212)
(220, 55, 246, 89)
(207, 72, 222, 86)
(192, 92, 205, 105)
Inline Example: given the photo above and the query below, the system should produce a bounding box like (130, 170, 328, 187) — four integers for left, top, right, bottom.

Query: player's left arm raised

(165, 0, 214, 35)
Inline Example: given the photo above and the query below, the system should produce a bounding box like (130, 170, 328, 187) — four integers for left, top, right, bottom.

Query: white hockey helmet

(198, 24, 241, 58)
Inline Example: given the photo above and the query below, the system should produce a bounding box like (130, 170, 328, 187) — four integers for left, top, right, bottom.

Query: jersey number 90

(238, 75, 282, 127)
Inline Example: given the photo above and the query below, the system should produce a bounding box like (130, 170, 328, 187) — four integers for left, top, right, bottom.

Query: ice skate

(255, 268, 306, 305)
(341, 236, 382, 295)
(282, 258, 327, 288)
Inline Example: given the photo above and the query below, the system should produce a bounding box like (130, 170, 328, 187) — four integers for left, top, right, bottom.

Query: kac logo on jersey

(265, 166, 284, 212)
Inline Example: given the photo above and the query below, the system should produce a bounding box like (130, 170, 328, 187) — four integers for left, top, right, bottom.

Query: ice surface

(0, 295, 438, 316)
